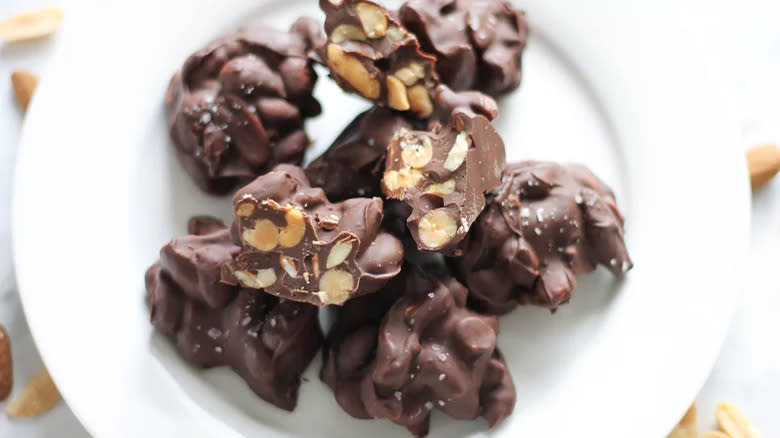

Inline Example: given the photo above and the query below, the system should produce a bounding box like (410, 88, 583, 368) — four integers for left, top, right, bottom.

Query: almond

(716, 402, 762, 438)
(6, 368, 61, 417)
(746, 144, 780, 190)
(0, 324, 12, 402)
(0, 7, 64, 42)
(701, 432, 731, 438)
(11, 70, 39, 112)
(666, 403, 697, 438)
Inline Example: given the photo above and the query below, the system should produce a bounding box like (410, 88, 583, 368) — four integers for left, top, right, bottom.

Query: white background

(1, 0, 778, 436)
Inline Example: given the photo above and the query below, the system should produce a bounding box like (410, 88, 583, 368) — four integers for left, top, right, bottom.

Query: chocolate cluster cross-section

(166, 19, 322, 194)
(382, 109, 505, 254)
(305, 106, 413, 201)
(223, 165, 404, 306)
(145, 216, 321, 411)
(454, 161, 633, 314)
(319, 0, 439, 118)
(321, 267, 516, 437)
(400, 0, 529, 97)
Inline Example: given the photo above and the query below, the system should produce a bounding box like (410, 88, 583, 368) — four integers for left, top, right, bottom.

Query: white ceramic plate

(12, 0, 750, 437)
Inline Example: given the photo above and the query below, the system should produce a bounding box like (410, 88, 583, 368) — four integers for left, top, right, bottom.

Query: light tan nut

(386, 76, 410, 111)
(312, 254, 321, 280)
(0, 8, 64, 43)
(746, 143, 780, 190)
(407, 84, 433, 118)
(384, 168, 423, 192)
(279, 207, 306, 248)
(394, 64, 425, 86)
(0, 325, 11, 402)
(666, 403, 697, 438)
(280, 255, 299, 278)
(5, 368, 61, 418)
(443, 132, 469, 172)
(327, 239, 354, 269)
(234, 269, 277, 289)
(355, 2, 387, 38)
(386, 26, 406, 42)
(716, 402, 762, 438)
(317, 269, 355, 305)
(400, 137, 433, 168)
(235, 200, 257, 217)
(418, 209, 457, 249)
(330, 24, 367, 43)
(327, 44, 380, 99)
(701, 432, 730, 438)
(243, 219, 279, 251)
(425, 179, 456, 196)
(319, 214, 341, 230)
(11, 70, 39, 112)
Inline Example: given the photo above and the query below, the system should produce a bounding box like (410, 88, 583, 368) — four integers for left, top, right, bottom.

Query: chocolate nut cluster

(145, 216, 321, 410)
(166, 19, 323, 194)
(147, 1, 634, 436)
(222, 165, 404, 306)
(453, 161, 633, 314)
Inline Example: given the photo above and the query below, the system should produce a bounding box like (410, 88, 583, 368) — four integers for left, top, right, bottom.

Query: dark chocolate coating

(222, 165, 404, 306)
(305, 106, 413, 201)
(321, 267, 515, 437)
(382, 110, 506, 255)
(454, 161, 633, 314)
(145, 217, 321, 411)
(319, 0, 439, 118)
(400, 0, 529, 97)
(166, 19, 322, 194)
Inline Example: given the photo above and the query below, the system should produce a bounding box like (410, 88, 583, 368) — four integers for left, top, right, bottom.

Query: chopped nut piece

(386, 26, 406, 41)
(327, 44, 380, 99)
(5, 369, 61, 418)
(407, 84, 433, 118)
(384, 168, 423, 191)
(243, 219, 280, 251)
(387, 75, 411, 111)
(280, 255, 299, 278)
(717, 402, 762, 438)
(0, 325, 11, 402)
(236, 200, 257, 217)
(327, 239, 354, 268)
(425, 179, 456, 196)
(279, 207, 307, 248)
(417, 210, 457, 249)
(330, 24, 367, 43)
(318, 269, 355, 304)
(355, 2, 387, 38)
(443, 132, 469, 171)
(394, 64, 425, 86)
(400, 137, 433, 169)
(234, 269, 277, 289)
(0, 7, 64, 42)
(666, 403, 697, 438)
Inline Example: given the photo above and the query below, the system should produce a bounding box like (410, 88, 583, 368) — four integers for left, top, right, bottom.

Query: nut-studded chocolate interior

(319, 0, 439, 118)
(223, 165, 404, 306)
(382, 110, 505, 254)
(453, 161, 633, 314)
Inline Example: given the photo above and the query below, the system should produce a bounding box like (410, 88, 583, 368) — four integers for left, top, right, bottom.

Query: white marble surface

(0, 0, 778, 436)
